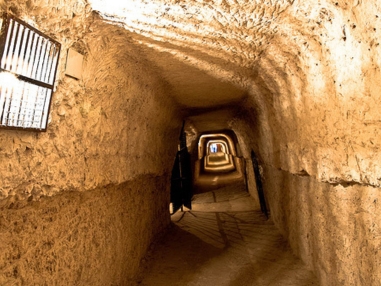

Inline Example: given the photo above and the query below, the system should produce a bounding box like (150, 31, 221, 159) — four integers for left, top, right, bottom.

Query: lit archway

(193, 131, 245, 192)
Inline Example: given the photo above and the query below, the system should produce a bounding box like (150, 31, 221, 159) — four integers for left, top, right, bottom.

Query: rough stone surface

(0, 176, 170, 285)
(0, 2, 180, 199)
(91, 0, 381, 187)
(0, 0, 181, 284)
(226, 2, 381, 283)
(263, 166, 381, 286)
(136, 185, 318, 286)
(248, 1, 381, 188)
(1, 0, 381, 285)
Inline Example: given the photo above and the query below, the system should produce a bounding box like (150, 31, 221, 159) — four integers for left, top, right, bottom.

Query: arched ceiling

(87, 0, 294, 131)
(84, 0, 381, 170)
(3, 0, 381, 187)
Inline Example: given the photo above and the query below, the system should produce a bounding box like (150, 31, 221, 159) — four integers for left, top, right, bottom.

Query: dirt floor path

(135, 185, 319, 286)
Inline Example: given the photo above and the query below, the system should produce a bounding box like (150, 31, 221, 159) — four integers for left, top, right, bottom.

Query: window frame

(0, 13, 61, 132)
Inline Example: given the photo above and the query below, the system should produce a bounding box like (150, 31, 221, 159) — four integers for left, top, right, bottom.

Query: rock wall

(0, 4, 180, 200)
(0, 176, 170, 285)
(0, 0, 181, 284)
(263, 167, 381, 286)
(229, 1, 381, 285)
(2, 0, 381, 284)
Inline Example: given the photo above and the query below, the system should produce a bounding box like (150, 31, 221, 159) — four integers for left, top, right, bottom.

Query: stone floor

(135, 184, 319, 286)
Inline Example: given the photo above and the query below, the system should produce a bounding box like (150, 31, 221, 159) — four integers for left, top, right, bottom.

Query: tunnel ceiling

(85, 0, 381, 141)
(87, 0, 294, 130)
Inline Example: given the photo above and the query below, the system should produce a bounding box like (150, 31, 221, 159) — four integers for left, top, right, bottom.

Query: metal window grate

(0, 14, 61, 131)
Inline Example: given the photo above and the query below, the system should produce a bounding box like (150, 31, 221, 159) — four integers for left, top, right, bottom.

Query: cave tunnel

(0, 0, 381, 285)
(192, 130, 245, 191)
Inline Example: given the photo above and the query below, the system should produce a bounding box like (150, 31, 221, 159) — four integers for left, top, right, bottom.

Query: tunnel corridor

(1, 0, 381, 285)
(138, 183, 317, 286)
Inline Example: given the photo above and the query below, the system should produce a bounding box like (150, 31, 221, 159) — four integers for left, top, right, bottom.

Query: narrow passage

(136, 184, 318, 286)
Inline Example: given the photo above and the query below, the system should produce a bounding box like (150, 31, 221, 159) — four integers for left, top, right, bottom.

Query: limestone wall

(0, 176, 171, 285)
(0, 3, 180, 200)
(0, 0, 181, 284)
(2, 0, 381, 284)
(249, 0, 381, 187)
(229, 1, 381, 285)
(263, 167, 381, 286)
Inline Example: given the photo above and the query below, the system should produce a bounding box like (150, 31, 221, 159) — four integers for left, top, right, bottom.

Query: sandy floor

(135, 184, 318, 286)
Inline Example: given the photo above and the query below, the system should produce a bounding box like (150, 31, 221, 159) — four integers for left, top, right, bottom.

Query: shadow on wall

(262, 164, 381, 285)
(192, 130, 246, 193)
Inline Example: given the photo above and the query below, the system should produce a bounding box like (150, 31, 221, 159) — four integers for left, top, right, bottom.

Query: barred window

(0, 14, 61, 131)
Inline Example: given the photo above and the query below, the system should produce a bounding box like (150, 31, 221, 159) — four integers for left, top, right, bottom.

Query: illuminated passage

(193, 131, 246, 191)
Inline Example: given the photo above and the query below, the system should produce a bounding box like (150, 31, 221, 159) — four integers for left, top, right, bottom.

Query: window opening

(210, 143, 218, 153)
(0, 14, 61, 131)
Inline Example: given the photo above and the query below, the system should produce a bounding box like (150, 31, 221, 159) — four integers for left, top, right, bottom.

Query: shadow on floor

(135, 223, 224, 286)
(135, 186, 318, 286)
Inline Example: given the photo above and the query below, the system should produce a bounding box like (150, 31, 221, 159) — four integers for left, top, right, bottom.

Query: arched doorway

(193, 130, 246, 193)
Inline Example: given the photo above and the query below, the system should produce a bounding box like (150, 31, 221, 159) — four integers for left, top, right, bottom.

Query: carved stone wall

(0, 176, 171, 285)
(0, 0, 180, 284)
(229, 2, 381, 285)
(1, 0, 381, 285)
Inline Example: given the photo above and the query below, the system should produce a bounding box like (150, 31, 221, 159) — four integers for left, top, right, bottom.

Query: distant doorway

(193, 130, 246, 193)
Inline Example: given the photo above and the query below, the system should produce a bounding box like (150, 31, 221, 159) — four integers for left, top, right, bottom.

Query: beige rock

(1, 0, 381, 285)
